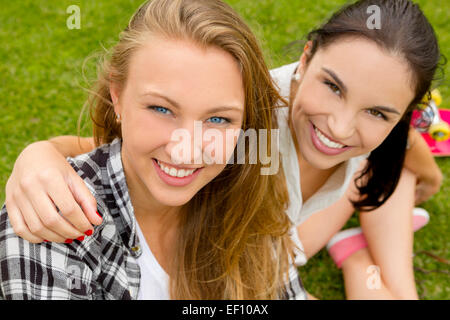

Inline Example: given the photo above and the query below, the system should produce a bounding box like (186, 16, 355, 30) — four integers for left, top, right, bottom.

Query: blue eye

(149, 106, 172, 115)
(207, 116, 229, 125)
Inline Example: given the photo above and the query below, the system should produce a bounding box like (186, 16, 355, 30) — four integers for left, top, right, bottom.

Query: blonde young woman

(3, 0, 444, 300)
(0, 0, 306, 300)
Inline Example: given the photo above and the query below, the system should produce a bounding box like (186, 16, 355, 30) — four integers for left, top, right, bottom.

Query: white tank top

(135, 220, 170, 300)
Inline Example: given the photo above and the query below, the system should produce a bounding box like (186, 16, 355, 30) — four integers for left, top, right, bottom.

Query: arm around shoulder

(48, 135, 96, 158)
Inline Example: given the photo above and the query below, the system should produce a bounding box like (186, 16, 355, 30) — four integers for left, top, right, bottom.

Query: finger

(25, 184, 88, 240)
(67, 173, 102, 226)
(35, 175, 93, 238)
(13, 190, 67, 243)
(5, 199, 45, 243)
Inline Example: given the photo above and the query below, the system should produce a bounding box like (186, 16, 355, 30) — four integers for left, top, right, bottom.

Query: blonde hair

(82, 0, 295, 299)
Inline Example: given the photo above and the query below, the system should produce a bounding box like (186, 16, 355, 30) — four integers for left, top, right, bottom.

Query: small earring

(292, 72, 301, 81)
(116, 114, 121, 123)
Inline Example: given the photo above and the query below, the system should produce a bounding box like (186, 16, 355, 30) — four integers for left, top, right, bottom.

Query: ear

(297, 41, 313, 76)
(109, 81, 122, 116)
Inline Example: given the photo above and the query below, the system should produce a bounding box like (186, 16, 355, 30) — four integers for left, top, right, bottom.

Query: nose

(327, 107, 357, 142)
(165, 120, 203, 165)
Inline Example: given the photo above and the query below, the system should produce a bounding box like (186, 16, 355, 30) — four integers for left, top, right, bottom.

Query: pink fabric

(328, 233, 368, 268)
(413, 215, 429, 232)
(329, 215, 428, 268)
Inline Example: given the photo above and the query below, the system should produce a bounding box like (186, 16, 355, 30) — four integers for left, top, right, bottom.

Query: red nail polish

(65, 239, 73, 244)
(96, 211, 102, 219)
(44, 240, 49, 243)
(76, 236, 85, 241)
(85, 229, 93, 236)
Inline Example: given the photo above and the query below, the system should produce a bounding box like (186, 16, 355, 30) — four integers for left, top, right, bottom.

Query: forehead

(311, 37, 416, 112)
(124, 36, 245, 111)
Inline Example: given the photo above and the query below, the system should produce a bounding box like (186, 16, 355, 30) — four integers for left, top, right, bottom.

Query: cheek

(202, 127, 241, 165)
(293, 77, 327, 118)
(202, 163, 227, 183)
(358, 123, 393, 151)
(122, 109, 174, 152)
(291, 93, 321, 138)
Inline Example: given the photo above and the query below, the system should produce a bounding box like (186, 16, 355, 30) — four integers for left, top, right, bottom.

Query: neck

(296, 146, 338, 203)
(130, 184, 180, 232)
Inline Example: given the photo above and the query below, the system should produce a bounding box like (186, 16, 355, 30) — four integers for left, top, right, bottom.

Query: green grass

(0, 0, 448, 299)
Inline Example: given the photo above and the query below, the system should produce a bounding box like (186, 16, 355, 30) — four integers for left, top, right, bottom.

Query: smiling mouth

(313, 125, 348, 149)
(154, 159, 201, 178)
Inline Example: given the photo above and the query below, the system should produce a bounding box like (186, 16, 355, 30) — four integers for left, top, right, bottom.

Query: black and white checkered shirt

(0, 138, 306, 300)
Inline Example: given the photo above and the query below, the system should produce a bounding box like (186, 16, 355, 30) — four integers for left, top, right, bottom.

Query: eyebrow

(322, 68, 401, 115)
(142, 90, 243, 114)
(372, 105, 401, 115)
(322, 67, 348, 94)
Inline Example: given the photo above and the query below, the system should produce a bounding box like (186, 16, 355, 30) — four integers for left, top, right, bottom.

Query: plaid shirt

(0, 138, 306, 300)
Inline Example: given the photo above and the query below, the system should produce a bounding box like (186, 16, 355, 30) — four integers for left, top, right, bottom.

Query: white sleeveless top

(135, 220, 170, 300)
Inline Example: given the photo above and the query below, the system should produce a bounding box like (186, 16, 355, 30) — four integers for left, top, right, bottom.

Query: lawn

(0, 0, 448, 299)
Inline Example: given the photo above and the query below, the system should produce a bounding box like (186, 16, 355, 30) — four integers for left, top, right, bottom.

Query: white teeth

(177, 169, 186, 177)
(156, 160, 197, 178)
(314, 127, 345, 149)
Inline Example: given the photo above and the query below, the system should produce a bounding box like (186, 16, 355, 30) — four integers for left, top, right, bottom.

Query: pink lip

(152, 158, 203, 187)
(156, 159, 203, 170)
(309, 122, 352, 156)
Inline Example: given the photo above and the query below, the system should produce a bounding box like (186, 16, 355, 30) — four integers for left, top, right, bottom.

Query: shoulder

(64, 139, 126, 252)
(0, 202, 125, 299)
(270, 62, 299, 100)
(0, 203, 97, 299)
(0, 140, 127, 299)
(65, 140, 119, 221)
(66, 141, 114, 188)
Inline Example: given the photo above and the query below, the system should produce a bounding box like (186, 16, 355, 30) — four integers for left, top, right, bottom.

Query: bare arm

(48, 136, 96, 158)
(403, 128, 443, 204)
(5, 136, 101, 243)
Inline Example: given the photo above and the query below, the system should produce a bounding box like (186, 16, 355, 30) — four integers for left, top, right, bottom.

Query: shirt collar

(106, 137, 141, 255)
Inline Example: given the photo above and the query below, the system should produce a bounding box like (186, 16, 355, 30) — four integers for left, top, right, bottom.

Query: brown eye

(324, 80, 341, 96)
(367, 108, 387, 120)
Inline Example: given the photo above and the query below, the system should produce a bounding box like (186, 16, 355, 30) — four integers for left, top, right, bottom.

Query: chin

(153, 190, 196, 207)
(301, 146, 344, 170)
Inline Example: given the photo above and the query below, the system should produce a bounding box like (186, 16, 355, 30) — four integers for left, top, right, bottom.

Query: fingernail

(44, 240, 49, 243)
(76, 236, 85, 241)
(65, 239, 73, 244)
(96, 211, 102, 219)
(84, 229, 93, 236)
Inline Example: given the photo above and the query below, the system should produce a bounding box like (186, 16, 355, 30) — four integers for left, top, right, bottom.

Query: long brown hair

(81, 0, 295, 299)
